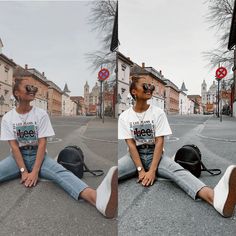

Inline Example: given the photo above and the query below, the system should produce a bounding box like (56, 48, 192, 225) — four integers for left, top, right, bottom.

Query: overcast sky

(119, 0, 232, 95)
(0, 1, 101, 96)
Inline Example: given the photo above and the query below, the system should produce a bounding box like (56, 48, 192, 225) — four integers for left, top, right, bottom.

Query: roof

(63, 83, 71, 93)
(46, 80, 63, 94)
(117, 52, 134, 65)
(163, 79, 180, 92)
(14, 65, 32, 77)
(130, 63, 166, 85)
(27, 68, 47, 82)
(188, 95, 201, 99)
(180, 82, 188, 92)
(70, 96, 84, 103)
(228, 0, 236, 50)
(0, 53, 17, 67)
(14, 66, 49, 86)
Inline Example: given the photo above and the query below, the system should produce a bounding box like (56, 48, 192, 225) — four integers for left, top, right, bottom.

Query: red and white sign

(98, 68, 110, 81)
(215, 67, 227, 79)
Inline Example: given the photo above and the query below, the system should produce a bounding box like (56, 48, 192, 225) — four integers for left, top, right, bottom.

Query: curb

(197, 115, 236, 142)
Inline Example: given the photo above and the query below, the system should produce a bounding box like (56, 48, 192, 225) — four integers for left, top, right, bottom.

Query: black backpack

(174, 144, 221, 178)
(57, 145, 104, 179)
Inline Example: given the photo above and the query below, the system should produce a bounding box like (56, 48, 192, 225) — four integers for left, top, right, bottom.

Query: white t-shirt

(118, 105, 172, 146)
(0, 107, 55, 147)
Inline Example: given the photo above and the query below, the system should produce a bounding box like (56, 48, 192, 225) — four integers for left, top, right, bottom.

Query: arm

(8, 139, 28, 175)
(149, 136, 164, 172)
(25, 137, 47, 187)
(141, 136, 164, 187)
(125, 139, 146, 182)
(32, 137, 46, 173)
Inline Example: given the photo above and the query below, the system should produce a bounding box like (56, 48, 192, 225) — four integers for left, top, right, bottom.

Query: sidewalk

(199, 115, 236, 142)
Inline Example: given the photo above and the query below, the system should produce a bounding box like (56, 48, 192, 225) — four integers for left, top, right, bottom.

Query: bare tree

(204, 0, 234, 70)
(86, 1, 117, 74)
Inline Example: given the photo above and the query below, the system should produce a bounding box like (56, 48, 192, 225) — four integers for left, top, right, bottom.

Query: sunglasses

(142, 83, 155, 92)
(25, 85, 38, 93)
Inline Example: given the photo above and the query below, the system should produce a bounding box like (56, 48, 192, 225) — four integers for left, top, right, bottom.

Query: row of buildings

(84, 80, 116, 116)
(0, 38, 116, 117)
(0, 38, 82, 116)
(117, 52, 232, 116)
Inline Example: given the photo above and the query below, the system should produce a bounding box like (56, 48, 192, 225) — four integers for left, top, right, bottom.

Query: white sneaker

(213, 165, 236, 217)
(96, 166, 118, 218)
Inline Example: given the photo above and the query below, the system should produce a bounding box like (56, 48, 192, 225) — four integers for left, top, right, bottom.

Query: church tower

(201, 80, 207, 105)
(84, 81, 90, 107)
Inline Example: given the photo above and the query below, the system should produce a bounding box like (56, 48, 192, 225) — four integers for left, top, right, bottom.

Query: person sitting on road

(0, 78, 117, 219)
(118, 75, 236, 218)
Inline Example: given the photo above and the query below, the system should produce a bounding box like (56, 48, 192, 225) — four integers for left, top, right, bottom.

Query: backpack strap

(83, 163, 104, 176)
(200, 160, 221, 176)
(67, 145, 104, 177)
(188, 144, 222, 176)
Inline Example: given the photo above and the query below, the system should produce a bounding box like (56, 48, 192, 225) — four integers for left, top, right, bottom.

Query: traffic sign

(216, 67, 227, 79)
(98, 68, 110, 81)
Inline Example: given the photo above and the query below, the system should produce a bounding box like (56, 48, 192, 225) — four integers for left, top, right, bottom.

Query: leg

(156, 155, 207, 200)
(0, 155, 20, 183)
(197, 187, 214, 205)
(80, 187, 96, 206)
(118, 152, 137, 181)
(39, 155, 89, 200)
(40, 155, 117, 218)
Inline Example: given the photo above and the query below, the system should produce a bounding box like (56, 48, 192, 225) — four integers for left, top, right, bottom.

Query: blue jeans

(0, 149, 88, 200)
(118, 145, 206, 199)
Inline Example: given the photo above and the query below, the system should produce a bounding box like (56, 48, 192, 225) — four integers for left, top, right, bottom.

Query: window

(4, 66, 9, 72)
(121, 63, 126, 71)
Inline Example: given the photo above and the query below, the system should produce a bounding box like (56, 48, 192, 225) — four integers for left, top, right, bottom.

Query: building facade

(84, 81, 100, 115)
(13, 65, 49, 111)
(188, 95, 202, 114)
(179, 82, 189, 115)
(117, 52, 134, 116)
(130, 63, 166, 110)
(47, 80, 63, 116)
(0, 53, 16, 116)
(163, 79, 180, 114)
(201, 80, 217, 114)
(62, 83, 74, 116)
(71, 96, 86, 115)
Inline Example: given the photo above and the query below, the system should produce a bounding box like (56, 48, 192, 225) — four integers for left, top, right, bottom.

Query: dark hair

(129, 75, 144, 100)
(13, 78, 25, 102)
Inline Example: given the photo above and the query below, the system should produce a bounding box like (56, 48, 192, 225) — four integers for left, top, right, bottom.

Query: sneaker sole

(223, 167, 236, 217)
(105, 168, 118, 219)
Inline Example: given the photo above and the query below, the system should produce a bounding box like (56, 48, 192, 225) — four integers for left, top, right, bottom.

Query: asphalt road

(118, 115, 236, 236)
(0, 116, 117, 236)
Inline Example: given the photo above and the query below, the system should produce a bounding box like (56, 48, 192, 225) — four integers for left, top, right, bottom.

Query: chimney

(142, 62, 145, 68)
(160, 70, 162, 75)
(42, 72, 45, 77)
(25, 64, 28, 69)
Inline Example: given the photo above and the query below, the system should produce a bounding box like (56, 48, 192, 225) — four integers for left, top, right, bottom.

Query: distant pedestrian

(0, 78, 117, 219)
(118, 75, 236, 218)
